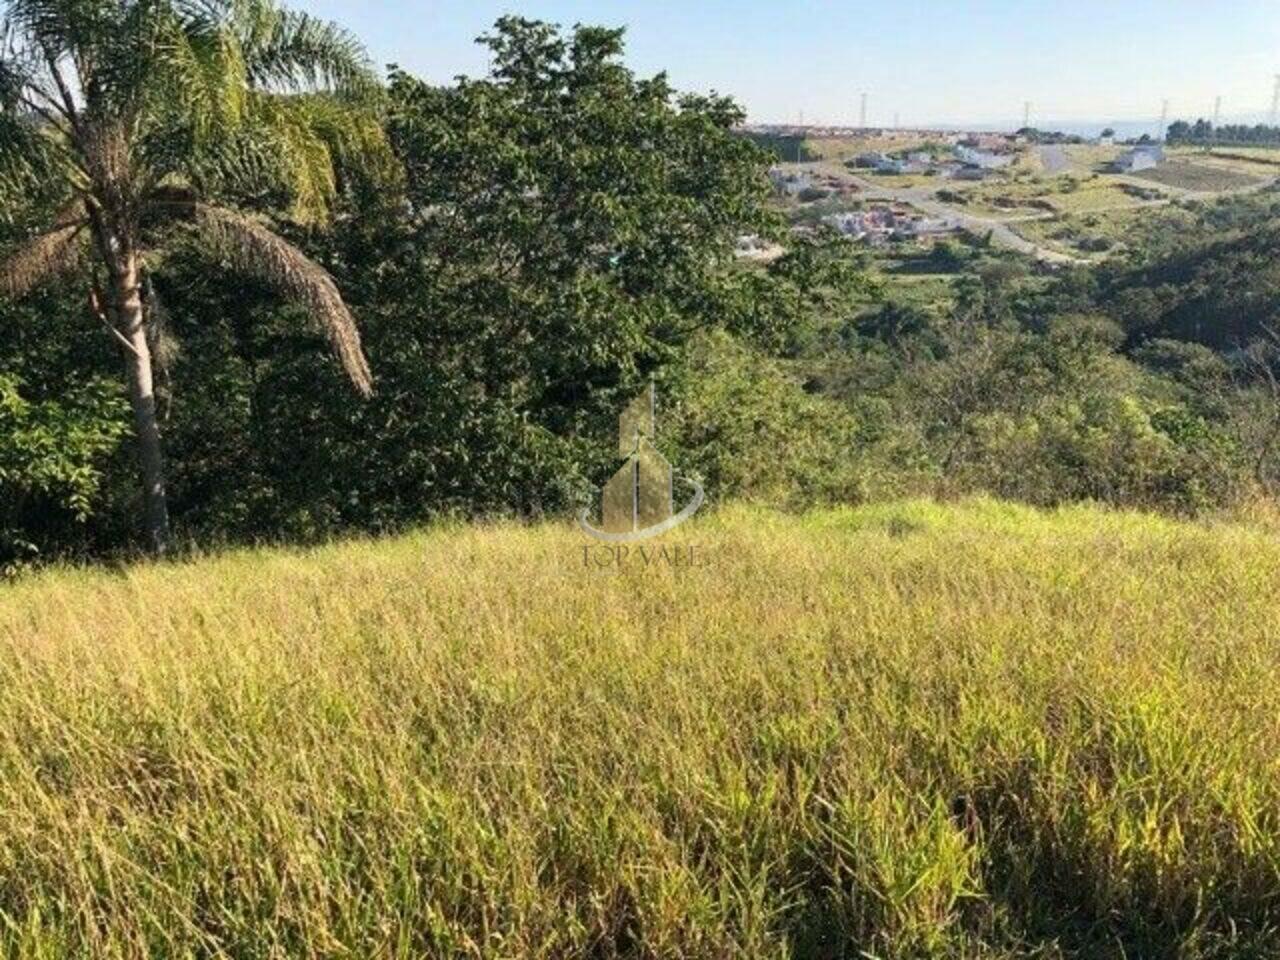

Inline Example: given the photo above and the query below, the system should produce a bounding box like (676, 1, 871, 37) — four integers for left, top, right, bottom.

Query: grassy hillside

(2, 500, 1280, 958)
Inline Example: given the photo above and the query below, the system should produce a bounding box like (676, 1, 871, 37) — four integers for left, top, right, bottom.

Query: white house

(1112, 145, 1165, 173)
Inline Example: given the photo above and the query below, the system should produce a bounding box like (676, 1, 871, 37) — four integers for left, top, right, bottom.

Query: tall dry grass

(1, 499, 1279, 957)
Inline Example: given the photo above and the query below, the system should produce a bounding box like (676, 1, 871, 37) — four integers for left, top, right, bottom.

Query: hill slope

(2, 501, 1279, 958)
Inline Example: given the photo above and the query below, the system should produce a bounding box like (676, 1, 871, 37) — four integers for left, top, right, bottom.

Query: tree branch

(42, 48, 79, 131)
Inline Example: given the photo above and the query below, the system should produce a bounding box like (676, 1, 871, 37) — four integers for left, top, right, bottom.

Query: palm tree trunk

(115, 254, 171, 554)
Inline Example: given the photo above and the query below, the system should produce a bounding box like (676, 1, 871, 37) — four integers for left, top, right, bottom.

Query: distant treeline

(1166, 120, 1280, 146)
(1015, 127, 1087, 145)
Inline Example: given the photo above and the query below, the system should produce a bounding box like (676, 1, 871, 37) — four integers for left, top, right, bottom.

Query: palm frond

(189, 202, 373, 395)
(150, 6, 249, 138)
(240, 92, 337, 222)
(77, 0, 244, 138)
(5, 0, 118, 61)
(0, 113, 56, 202)
(230, 0, 377, 99)
(0, 45, 81, 205)
(0, 215, 86, 298)
(145, 89, 395, 224)
(237, 91, 392, 221)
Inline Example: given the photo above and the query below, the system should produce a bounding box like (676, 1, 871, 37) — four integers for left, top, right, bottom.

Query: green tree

(0, 0, 381, 552)
(0, 373, 127, 569)
(355, 19, 859, 502)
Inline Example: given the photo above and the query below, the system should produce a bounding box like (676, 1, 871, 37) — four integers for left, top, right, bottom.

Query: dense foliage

(1167, 119, 1280, 146)
(1, 14, 1278, 566)
(0, 16, 867, 562)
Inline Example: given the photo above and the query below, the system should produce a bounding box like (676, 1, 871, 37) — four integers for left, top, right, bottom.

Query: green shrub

(0, 375, 128, 570)
(658, 331, 867, 507)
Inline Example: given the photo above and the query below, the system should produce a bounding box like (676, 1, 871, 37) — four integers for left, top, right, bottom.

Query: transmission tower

(1271, 75, 1280, 126)
(1159, 98, 1169, 141)
(859, 92, 867, 129)
(1023, 101, 1031, 130)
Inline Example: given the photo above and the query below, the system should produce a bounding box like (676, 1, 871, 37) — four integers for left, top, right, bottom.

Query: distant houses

(1112, 145, 1165, 173)
(823, 206, 956, 243)
(954, 145, 1014, 170)
(849, 143, 1013, 181)
(768, 168, 815, 195)
(851, 151, 929, 174)
(959, 134, 1010, 152)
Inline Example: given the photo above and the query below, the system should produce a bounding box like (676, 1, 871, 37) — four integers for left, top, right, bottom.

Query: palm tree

(0, 0, 380, 553)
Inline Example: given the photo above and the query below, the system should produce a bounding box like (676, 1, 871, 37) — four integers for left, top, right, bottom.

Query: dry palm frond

(142, 273, 182, 370)
(193, 202, 373, 396)
(0, 216, 86, 299)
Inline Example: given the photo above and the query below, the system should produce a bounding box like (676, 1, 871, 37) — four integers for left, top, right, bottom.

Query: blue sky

(294, 1, 1280, 129)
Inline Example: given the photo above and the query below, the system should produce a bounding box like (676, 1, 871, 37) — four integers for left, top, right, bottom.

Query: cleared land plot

(856, 171, 941, 191)
(948, 177, 1137, 217)
(1016, 201, 1199, 258)
(800, 134, 934, 161)
(1135, 161, 1263, 192)
(875, 270, 957, 310)
(1195, 146, 1280, 170)
(1060, 143, 1125, 173)
(1045, 179, 1148, 213)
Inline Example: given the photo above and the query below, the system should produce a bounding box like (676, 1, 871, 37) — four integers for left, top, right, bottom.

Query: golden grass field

(3, 499, 1280, 957)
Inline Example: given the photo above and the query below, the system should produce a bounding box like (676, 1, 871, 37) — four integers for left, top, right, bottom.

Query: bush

(961, 394, 1237, 512)
(658, 331, 867, 507)
(0, 375, 128, 570)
